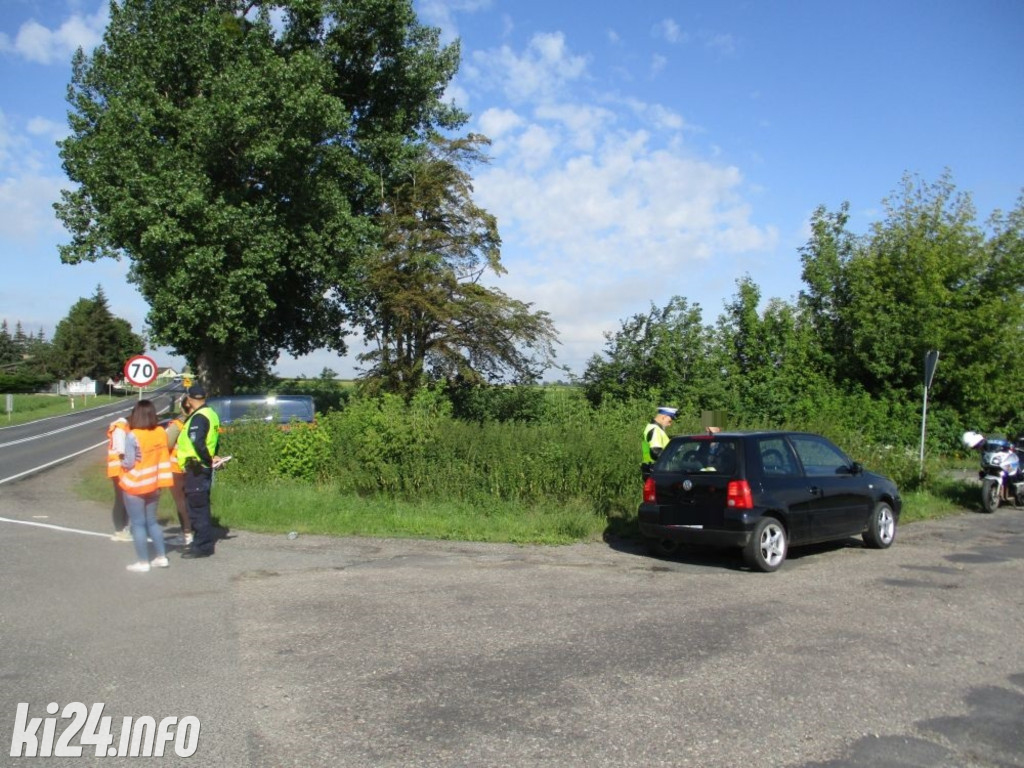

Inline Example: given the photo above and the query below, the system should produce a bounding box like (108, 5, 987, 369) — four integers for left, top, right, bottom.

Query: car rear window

(658, 437, 740, 475)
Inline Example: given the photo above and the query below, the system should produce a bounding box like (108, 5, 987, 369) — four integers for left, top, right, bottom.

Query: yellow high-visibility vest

(176, 405, 220, 469)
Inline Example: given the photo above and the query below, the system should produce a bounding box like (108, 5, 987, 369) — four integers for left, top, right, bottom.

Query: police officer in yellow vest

(176, 384, 221, 558)
(641, 406, 677, 477)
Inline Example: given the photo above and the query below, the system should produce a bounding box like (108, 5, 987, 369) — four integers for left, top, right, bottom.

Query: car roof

(674, 430, 815, 439)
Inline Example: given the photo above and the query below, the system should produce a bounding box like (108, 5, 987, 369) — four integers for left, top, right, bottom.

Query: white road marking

(0, 442, 106, 486)
(0, 515, 110, 538)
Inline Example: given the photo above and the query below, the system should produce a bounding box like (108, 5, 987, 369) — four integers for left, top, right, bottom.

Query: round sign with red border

(124, 355, 159, 387)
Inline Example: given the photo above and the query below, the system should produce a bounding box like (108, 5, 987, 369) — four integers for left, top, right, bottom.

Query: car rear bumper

(638, 521, 752, 548)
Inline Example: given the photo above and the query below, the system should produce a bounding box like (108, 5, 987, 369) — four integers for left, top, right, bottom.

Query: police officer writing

(642, 406, 677, 477)
(176, 384, 221, 559)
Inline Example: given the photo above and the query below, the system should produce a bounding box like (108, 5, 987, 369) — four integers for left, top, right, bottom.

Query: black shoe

(180, 548, 213, 559)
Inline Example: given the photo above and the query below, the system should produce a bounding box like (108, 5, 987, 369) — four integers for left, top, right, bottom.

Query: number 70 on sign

(123, 355, 158, 387)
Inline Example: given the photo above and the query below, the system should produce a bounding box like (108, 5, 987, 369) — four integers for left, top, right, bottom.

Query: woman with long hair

(119, 399, 173, 572)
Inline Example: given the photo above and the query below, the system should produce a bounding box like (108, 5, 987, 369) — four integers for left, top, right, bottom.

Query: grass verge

(74, 464, 979, 545)
(75, 465, 607, 544)
(2, 393, 137, 426)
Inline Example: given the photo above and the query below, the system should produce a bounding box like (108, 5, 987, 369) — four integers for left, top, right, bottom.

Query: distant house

(157, 367, 180, 380)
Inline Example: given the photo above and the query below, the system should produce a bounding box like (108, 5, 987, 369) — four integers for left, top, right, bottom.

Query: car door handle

(809, 486, 824, 497)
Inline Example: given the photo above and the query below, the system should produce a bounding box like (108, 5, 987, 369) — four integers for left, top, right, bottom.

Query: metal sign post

(919, 350, 940, 476)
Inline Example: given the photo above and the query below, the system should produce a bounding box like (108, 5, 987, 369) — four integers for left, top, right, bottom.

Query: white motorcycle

(962, 431, 1024, 513)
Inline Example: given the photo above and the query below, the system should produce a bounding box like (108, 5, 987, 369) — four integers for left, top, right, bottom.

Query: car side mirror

(850, 462, 863, 475)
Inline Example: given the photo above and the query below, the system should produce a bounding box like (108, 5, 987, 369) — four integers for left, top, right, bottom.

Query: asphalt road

(0, 451, 1022, 767)
(0, 386, 180, 486)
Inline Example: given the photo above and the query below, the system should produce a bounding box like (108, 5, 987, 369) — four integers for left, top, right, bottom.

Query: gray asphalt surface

(1, 451, 1022, 767)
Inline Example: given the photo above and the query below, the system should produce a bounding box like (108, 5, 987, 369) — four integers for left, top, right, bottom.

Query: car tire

(981, 478, 1000, 513)
(744, 517, 787, 572)
(863, 501, 896, 549)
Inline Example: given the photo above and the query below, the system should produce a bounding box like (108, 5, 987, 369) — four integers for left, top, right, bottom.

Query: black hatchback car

(638, 431, 902, 572)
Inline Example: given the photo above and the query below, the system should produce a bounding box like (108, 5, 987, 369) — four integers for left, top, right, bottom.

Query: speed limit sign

(124, 355, 159, 387)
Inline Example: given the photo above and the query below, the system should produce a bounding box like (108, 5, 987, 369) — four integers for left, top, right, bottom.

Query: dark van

(204, 395, 315, 426)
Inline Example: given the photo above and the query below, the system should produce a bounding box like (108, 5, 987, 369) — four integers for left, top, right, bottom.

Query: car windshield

(657, 437, 739, 475)
(983, 437, 1012, 452)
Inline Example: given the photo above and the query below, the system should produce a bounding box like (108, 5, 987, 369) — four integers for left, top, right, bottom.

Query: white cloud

(514, 124, 557, 170)
(9, 8, 107, 65)
(635, 101, 686, 132)
(444, 80, 470, 111)
(532, 102, 616, 152)
(703, 32, 737, 56)
(469, 121, 777, 372)
(416, 0, 493, 44)
(0, 110, 67, 240)
(0, 173, 66, 241)
(478, 107, 524, 139)
(455, 26, 777, 374)
(27, 116, 69, 143)
(468, 31, 588, 104)
(653, 19, 686, 44)
(477, 130, 776, 274)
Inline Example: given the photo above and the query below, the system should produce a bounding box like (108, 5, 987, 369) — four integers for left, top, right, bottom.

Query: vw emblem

(682, 479, 693, 491)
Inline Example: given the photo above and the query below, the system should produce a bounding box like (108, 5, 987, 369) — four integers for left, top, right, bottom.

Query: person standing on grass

(176, 384, 221, 559)
(163, 395, 194, 548)
(641, 406, 677, 478)
(106, 416, 132, 542)
(119, 399, 173, 573)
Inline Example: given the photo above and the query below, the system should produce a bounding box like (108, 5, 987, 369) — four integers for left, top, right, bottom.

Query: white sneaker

(150, 556, 169, 568)
(110, 529, 133, 542)
(126, 561, 151, 573)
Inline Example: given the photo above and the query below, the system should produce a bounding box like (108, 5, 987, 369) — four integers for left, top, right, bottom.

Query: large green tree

(56, 0, 463, 393)
(49, 286, 145, 381)
(352, 133, 557, 396)
(800, 172, 1024, 429)
(716, 276, 826, 425)
(579, 295, 730, 414)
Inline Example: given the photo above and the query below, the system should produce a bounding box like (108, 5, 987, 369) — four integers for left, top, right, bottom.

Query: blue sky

(1, 0, 1021, 380)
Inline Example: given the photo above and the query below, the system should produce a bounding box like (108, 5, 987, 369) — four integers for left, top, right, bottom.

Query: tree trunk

(195, 350, 234, 395)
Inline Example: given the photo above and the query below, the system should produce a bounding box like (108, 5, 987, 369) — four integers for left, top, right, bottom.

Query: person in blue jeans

(120, 399, 173, 573)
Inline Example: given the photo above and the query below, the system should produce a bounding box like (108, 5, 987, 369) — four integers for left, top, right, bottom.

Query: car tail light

(727, 480, 753, 509)
(643, 477, 657, 504)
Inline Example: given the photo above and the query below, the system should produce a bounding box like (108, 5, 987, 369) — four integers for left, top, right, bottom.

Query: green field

(1, 392, 139, 426)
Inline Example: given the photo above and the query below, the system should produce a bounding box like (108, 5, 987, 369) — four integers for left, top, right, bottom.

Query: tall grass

(2, 393, 129, 426)
(211, 481, 605, 544)
(206, 385, 945, 543)
(68, 386, 968, 544)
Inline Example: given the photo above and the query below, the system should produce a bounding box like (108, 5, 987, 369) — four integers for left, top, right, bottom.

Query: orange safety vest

(119, 427, 174, 496)
(106, 421, 128, 478)
(167, 417, 185, 475)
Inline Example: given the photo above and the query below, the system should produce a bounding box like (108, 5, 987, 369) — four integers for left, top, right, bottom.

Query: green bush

(216, 384, 953, 536)
(274, 422, 333, 481)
